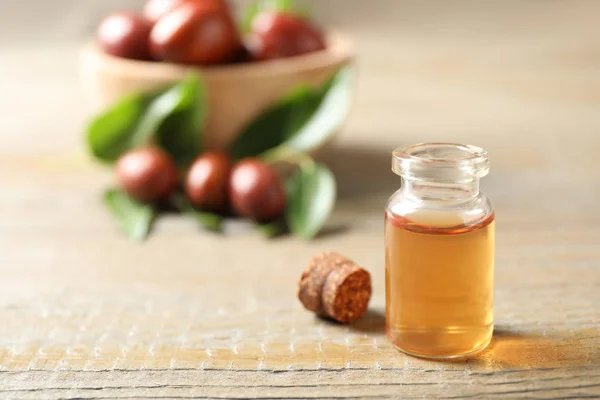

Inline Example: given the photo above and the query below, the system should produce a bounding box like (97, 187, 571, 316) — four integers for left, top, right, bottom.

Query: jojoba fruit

(229, 159, 286, 223)
(97, 12, 152, 60)
(116, 147, 178, 203)
(246, 12, 326, 61)
(143, 0, 229, 24)
(185, 152, 232, 212)
(149, 1, 240, 64)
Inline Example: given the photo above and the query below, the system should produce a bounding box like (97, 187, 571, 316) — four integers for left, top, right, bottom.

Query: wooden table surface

(1, 1, 599, 398)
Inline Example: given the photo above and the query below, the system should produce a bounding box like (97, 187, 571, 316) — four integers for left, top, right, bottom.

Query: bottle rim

(392, 143, 490, 182)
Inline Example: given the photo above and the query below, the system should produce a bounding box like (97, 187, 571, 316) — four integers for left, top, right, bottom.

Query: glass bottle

(385, 143, 495, 359)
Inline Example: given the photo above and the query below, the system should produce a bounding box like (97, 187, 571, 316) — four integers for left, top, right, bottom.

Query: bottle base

(391, 331, 493, 360)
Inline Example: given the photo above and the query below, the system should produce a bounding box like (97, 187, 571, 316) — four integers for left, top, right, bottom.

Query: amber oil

(385, 210, 495, 359)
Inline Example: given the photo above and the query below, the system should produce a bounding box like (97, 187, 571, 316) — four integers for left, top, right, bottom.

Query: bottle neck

(401, 178, 481, 203)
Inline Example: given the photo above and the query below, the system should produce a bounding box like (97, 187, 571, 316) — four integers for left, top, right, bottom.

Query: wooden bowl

(80, 32, 354, 151)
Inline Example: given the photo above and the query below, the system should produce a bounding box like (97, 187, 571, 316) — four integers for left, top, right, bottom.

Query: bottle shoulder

(386, 190, 494, 228)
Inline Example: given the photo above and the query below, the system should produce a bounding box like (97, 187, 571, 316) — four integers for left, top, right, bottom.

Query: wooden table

(1, 1, 599, 398)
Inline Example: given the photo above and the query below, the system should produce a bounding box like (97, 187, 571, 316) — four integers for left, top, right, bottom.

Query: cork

(322, 263, 372, 323)
(298, 252, 372, 323)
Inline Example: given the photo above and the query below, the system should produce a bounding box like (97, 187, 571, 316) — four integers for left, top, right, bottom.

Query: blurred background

(1, 0, 599, 218)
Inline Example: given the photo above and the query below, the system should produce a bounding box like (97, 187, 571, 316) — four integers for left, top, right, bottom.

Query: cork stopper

(298, 252, 372, 323)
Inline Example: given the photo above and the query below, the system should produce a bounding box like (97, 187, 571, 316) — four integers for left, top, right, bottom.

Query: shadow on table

(470, 326, 600, 369)
(350, 308, 386, 333)
(315, 308, 386, 334)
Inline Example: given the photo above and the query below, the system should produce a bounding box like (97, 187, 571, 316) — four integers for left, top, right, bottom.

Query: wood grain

(0, 0, 599, 398)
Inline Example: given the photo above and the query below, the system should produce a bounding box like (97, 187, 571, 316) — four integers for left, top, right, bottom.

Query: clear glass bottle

(385, 143, 495, 359)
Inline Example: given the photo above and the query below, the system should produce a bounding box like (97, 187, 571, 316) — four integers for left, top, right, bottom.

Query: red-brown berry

(246, 12, 326, 61)
(185, 152, 232, 211)
(143, 0, 229, 24)
(116, 147, 178, 203)
(97, 12, 152, 60)
(229, 158, 286, 222)
(149, 1, 240, 64)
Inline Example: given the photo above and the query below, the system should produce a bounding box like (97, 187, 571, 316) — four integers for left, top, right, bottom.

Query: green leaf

(86, 93, 150, 163)
(230, 85, 313, 159)
(286, 162, 337, 239)
(283, 67, 352, 153)
(172, 194, 223, 232)
(86, 74, 205, 165)
(255, 219, 287, 238)
(285, 86, 323, 134)
(271, 0, 296, 12)
(191, 211, 223, 232)
(230, 67, 353, 161)
(103, 189, 155, 241)
(156, 74, 206, 166)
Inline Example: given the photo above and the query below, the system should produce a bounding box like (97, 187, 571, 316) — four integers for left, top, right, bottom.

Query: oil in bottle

(385, 211, 494, 358)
